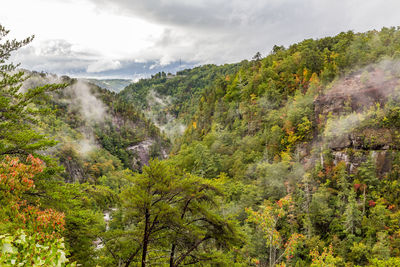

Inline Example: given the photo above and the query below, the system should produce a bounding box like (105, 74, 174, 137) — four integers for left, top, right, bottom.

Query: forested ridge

(2, 24, 400, 266)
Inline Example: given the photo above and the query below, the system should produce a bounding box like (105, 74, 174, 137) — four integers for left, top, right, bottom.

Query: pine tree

(113, 159, 240, 267)
(0, 24, 66, 158)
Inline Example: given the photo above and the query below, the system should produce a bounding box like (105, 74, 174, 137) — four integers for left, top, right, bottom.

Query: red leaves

(354, 183, 366, 192)
(1, 155, 66, 239)
(0, 155, 43, 194)
(354, 183, 361, 191)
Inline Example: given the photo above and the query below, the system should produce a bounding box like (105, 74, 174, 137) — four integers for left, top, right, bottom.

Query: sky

(2, 0, 400, 79)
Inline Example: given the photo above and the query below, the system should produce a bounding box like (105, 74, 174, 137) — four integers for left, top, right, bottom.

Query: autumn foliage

(1, 155, 65, 236)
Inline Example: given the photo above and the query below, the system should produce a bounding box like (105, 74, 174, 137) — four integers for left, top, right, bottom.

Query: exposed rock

(328, 135, 351, 150)
(328, 128, 395, 151)
(312, 67, 400, 178)
(127, 139, 168, 169)
(128, 140, 154, 168)
(371, 150, 393, 175)
(350, 128, 393, 149)
(315, 67, 400, 122)
(60, 157, 85, 183)
(333, 150, 366, 174)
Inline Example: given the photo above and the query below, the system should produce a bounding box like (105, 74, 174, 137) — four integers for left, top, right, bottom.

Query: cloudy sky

(2, 0, 400, 79)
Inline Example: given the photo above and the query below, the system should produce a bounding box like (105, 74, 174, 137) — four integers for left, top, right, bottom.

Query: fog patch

(77, 131, 98, 155)
(144, 89, 186, 139)
(317, 59, 400, 140)
(66, 79, 108, 123)
(21, 72, 109, 155)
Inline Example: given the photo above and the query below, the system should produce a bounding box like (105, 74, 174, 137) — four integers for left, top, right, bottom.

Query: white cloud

(87, 59, 121, 73)
(2, 0, 400, 78)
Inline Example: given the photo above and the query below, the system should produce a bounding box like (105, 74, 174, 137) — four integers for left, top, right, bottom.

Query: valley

(2, 24, 400, 266)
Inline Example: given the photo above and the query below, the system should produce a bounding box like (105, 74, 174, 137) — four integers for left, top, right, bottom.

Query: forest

(2, 24, 400, 266)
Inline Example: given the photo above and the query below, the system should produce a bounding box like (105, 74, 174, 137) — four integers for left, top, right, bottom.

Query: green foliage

(367, 257, 400, 267)
(310, 245, 344, 266)
(0, 230, 75, 267)
(0, 25, 66, 158)
(5, 23, 400, 266)
(163, 27, 400, 266)
(102, 159, 241, 266)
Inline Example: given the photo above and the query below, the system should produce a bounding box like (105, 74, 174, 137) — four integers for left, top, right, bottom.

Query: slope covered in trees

(119, 64, 241, 139)
(166, 27, 400, 265)
(3, 23, 400, 266)
(119, 26, 400, 265)
(0, 25, 170, 265)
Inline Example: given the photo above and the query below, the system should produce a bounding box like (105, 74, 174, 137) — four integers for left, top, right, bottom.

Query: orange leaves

(11, 200, 66, 239)
(0, 155, 43, 194)
(283, 233, 305, 259)
(0, 155, 66, 239)
(310, 244, 343, 266)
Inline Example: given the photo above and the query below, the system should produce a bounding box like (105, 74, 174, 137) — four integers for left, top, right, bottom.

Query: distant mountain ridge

(84, 78, 133, 93)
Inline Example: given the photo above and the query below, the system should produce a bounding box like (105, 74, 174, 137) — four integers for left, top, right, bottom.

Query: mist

(66, 80, 108, 123)
(145, 89, 186, 139)
(319, 59, 400, 141)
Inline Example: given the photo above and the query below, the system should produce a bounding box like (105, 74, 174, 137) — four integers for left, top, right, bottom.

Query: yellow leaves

(292, 51, 302, 65)
(310, 244, 343, 267)
(303, 68, 309, 78)
(331, 51, 339, 59)
(214, 172, 228, 186)
(309, 72, 320, 86)
(280, 151, 293, 163)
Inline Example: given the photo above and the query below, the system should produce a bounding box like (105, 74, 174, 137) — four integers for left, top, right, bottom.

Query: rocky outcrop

(332, 149, 393, 175)
(315, 67, 400, 122)
(127, 140, 168, 169)
(327, 128, 395, 151)
(312, 67, 400, 176)
(128, 140, 154, 168)
(60, 157, 85, 183)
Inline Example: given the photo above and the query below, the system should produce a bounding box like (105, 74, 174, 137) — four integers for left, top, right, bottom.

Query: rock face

(127, 140, 154, 168)
(328, 128, 394, 151)
(127, 140, 168, 169)
(331, 150, 393, 175)
(315, 67, 399, 121)
(311, 67, 400, 176)
(60, 157, 85, 183)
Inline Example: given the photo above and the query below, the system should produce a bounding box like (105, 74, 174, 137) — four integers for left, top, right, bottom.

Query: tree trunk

(169, 198, 191, 267)
(362, 185, 366, 216)
(169, 244, 176, 267)
(142, 209, 150, 267)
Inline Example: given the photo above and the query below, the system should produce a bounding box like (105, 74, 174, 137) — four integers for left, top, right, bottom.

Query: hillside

(0, 67, 170, 264)
(116, 27, 400, 266)
(119, 64, 241, 139)
(3, 25, 400, 266)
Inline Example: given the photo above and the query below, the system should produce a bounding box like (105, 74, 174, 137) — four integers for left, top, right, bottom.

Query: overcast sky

(2, 0, 400, 79)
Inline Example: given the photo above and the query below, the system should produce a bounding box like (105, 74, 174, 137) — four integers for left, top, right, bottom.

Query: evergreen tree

(107, 159, 240, 267)
(0, 24, 66, 158)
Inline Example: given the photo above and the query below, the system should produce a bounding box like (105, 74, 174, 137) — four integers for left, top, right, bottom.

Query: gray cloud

(90, 0, 400, 32)
(90, 0, 400, 65)
(10, 38, 192, 79)
(11, 39, 95, 74)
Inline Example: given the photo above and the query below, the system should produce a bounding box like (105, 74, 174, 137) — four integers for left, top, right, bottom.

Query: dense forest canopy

(2, 24, 400, 266)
